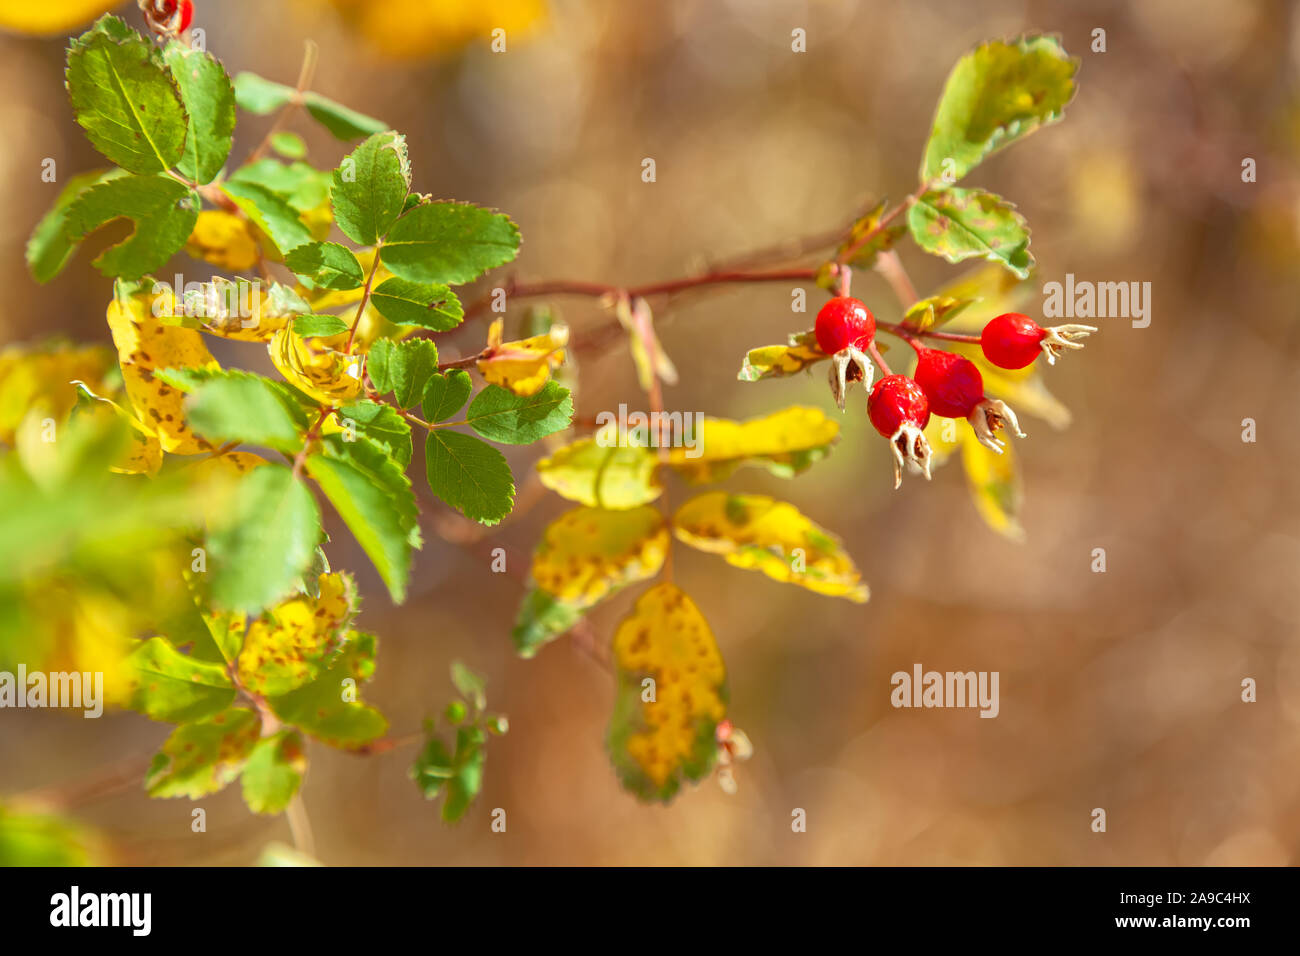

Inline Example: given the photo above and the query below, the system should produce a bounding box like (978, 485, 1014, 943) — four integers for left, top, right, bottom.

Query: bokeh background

(2, 0, 1298, 865)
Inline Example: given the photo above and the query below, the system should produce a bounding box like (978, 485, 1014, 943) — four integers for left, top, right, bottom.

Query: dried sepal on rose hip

(913, 346, 1025, 453)
(714, 719, 753, 795)
(980, 312, 1097, 369)
(868, 374, 933, 489)
(814, 296, 876, 411)
(139, 0, 194, 38)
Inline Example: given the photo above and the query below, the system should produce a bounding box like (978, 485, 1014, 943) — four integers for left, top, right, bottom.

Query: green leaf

(907, 187, 1033, 279)
(425, 430, 514, 525)
(145, 708, 261, 798)
(512, 588, 584, 659)
(380, 202, 520, 285)
(65, 16, 187, 174)
(233, 74, 388, 140)
(207, 464, 321, 614)
(159, 367, 307, 453)
(0, 806, 99, 866)
(285, 241, 364, 290)
(267, 281, 313, 316)
(321, 434, 421, 547)
(62, 175, 197, 279)
(338, 400, 412, 467)
(268, 632, 388, 748)
(306, 452, 415, 603)
(465, 381, 572, 445)
(421, 370, 471, 423)
(303, 91, 388, 140)
(367, 338, 438, 410)
(240, 732, 307, 815)
(25, 169, 123, 284)
(331, 131, 410, 246)
(232, 71, 295, 113)
(163, 42, 236, 184)
(411, 725, 487, 823)
(293, 314, 351, 338)
(124, 637, 236, 723)
(228, 159, 331, 214)
(369, 279, 463, 330)
(221, 180, 313, 254)
(450, 661, 487, 710)
(920, 35, 1078, 184)
(270, 131, 307, 159)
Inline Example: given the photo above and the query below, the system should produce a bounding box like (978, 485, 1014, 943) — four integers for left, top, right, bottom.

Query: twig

(246, 41, 319, 165)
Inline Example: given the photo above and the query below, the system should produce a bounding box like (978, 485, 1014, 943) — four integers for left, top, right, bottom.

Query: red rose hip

(814, 296, 875, 355)
(981, 313, 1045, 369)
(868, 375, 933, 488)
(814, 296, 877, 412)
(981, 312, 1098, 368)
(868, 374, 929, 437)
(913, 346, 1025, 453)
(913, 347, 984, 418)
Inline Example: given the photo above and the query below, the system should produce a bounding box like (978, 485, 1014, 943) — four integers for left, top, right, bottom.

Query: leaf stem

(344, 246, 383, 355)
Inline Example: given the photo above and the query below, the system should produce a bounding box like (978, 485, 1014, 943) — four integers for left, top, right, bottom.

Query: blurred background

(1, 0, 1298, 865)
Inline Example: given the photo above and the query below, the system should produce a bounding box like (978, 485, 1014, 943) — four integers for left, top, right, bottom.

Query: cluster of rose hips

(813, 296, 1095, 488)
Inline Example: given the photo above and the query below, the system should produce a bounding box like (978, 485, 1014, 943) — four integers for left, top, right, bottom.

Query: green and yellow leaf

(737, 329, 826, 382)
(672, 492, 868, 602)
(535, 433, 661, 510)
(607, 583, 726, 803)
(920, 35, 1079, 184)
(476, 318, 568, 397)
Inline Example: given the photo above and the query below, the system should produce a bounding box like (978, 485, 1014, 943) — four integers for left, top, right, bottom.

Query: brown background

(2, 0, 1298, 865)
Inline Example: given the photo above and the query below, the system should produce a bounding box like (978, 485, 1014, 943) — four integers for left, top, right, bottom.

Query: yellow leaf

(960, 429, 1024, 540)
(185, 211, 261, 273)
(536, 434, 660, 509)
(922, 414, 963, 467)
(476, 317, 568, 397)
(236, 573, 357, 696)
(672, 491, 868, 602)
(182, 451, 267, 524)
(0, 0, 119, 34)
(665, 406, 839, 483)
(531, 505, 668, 606)
(106, 288, 221, 454)
(269, 326, 363, 405)
(608, 583, 726, 802)
(71, 382, 161, 476)
(0, 341, 115, 445)
(902, 294, 977, 333)
(737, 329, 827, 381)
